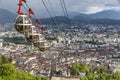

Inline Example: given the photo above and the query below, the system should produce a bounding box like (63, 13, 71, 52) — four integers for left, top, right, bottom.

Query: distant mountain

(40, 16, 70, 25)
(90, 10, 120, 19)
(0, 8, 17, 24)
(72, 10, 120, 20)
(40, 16, 120, 25)
(1, 8, 120, 25)
(69, 12, 90, 19)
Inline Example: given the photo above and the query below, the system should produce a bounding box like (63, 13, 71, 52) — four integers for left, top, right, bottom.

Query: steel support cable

(23, 4, 37, 26)
(62, 0, 69, 18)
(22, 3, 40, 33)
(24, 2, 42, 33)
(45, 0, 57, 25)
(59, 0, 66, 17)
(22, 4, 28, 14)
(47, 0, 56, 17)
(62, 0, 71, 25)
(47, 0, 59, 29)
(59, 0, 71, 25)
(46, 0, 55, 17)
(24, 3, 38, 21)
(59, 0, 67, 31)
(44, 0, 56, 25)
(23, 4, 35, 21)
(41, 0, 56, 25)
(47, 0, 58, 24)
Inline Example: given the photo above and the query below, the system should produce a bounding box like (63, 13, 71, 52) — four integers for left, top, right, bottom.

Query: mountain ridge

(71, 10, 120, 20)
(0, 8, 17, 23)
(1, 8, 120, 25)
(90, 10, 120, 19)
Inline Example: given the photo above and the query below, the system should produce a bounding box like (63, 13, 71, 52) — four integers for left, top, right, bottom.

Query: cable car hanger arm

(28, 8, 34, 18)
(17, 0, 26, 14)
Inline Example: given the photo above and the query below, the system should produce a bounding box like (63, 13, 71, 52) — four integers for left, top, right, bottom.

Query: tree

(41, 77, 49, 80)
(70, 63, 79, 76)
(111, 72, 120, 80)
(81, 64, 89, 72)
(0, 56, 13, 64)
(70, 63, 90, 76)
(0, 56, 6, 64)
(0, 63, 16, 80)
(86, 72, 95, 80)
(70, 63, 120, 80)
(16, 70, 44, 80)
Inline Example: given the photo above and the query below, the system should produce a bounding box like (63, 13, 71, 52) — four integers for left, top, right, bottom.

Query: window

(16, 16, 23, 24)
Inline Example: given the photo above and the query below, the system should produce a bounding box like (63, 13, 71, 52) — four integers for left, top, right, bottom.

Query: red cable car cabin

(14, 15, 32, 33)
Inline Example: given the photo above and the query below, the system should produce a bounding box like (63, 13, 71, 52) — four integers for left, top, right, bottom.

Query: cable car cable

(41, 0, 56, 25)
(62, 0, 71, 25)
(23, 2, 41, 33)
(48, 0, 56, 18)
(22, 4, 39, 32)
(47, 0, 57, 24)
(59, 0, 71, 25)
(47, 0, 59, 28)
(62, 0, 69, 18)
(24, 3, 39, 22)
(59, 0, 66, 17)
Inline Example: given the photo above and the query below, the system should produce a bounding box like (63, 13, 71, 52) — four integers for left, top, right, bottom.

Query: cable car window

(24, 17, 31, 24)
(33, 28, 37, 33)
(15, 25, 23, 32)
(33, 35, 39, 40)
(16, 16, 23, 24)
(33, 28, 36, 31)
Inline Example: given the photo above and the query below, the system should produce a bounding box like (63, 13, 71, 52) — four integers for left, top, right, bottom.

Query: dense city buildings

(0, 24, 120, 79)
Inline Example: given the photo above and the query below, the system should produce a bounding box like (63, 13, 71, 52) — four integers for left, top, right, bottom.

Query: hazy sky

(0, 0, 120, 18)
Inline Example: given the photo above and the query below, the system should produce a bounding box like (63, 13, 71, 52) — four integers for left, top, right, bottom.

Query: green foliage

(86, 72, 95, 80)
(0, 56, 12, 64)
(16, 70, 42, 80)
(41, 77, 49, 80)
(47, 40, 53, 43)
(0, 55, 49, 80)
(96, 67, 108, 74)
(0, 63, 16, 80)
(70, 63, 89, 76)
(0, 56, 16, 80)
(70, 63, 120, 80)
(110, 72, 120, 80)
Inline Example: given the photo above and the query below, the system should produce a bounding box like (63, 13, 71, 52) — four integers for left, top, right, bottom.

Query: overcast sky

(0, 0, 120, 18)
